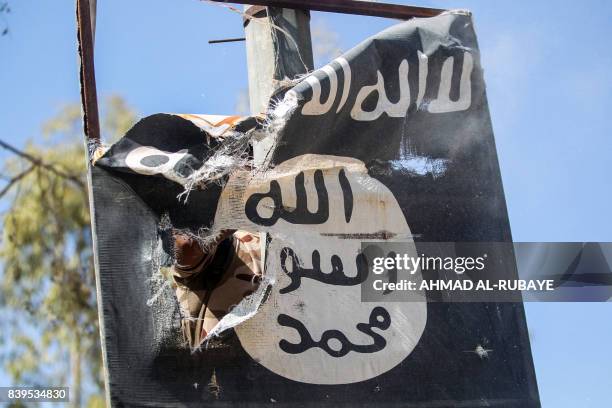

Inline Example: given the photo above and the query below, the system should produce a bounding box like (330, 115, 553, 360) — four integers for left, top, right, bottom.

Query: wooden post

(244, 5, 314, 165)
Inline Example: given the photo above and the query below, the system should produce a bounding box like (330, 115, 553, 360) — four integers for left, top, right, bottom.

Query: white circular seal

(226, 155, 426, 384)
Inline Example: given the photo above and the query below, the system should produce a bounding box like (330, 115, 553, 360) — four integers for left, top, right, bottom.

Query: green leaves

(0, 96, 137, 401)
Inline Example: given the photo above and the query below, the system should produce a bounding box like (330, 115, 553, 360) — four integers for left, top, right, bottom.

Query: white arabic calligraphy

(301, 57, 351, 116)
(299, 51, 474, 121)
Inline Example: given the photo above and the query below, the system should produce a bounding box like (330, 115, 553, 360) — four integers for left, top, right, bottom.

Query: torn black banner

(91, 10, 540, 407)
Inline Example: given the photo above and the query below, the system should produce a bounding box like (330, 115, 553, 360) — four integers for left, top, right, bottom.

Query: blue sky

(1, 0, 611, 406)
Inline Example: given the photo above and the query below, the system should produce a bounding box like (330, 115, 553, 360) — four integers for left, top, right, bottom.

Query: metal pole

(76, 2, 112, 406)
(76, 0, 100, 142)
(244, 5, 314, 165)
(244, 4, 314, 267)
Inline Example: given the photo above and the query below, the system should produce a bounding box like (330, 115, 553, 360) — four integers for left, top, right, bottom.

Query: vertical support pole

(77, 0, 100, 143)
(243, 5, 314, 267)
(76, 1, 110, 406)
(244, 5, 314, 165)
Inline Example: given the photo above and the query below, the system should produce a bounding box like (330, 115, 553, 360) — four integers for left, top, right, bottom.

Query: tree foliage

(0, 96, 137, 406)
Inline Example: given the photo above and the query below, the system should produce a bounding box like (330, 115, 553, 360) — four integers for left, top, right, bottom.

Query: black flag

(92, 11, 540, 407)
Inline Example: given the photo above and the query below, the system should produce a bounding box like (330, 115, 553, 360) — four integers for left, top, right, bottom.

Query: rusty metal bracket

(76, 0, 100, 142)
(214, 0, 444, 20)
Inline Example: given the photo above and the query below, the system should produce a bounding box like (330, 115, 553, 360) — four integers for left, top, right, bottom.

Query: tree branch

(0, 166, 34, 199)
(0, 138, 86, 191)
